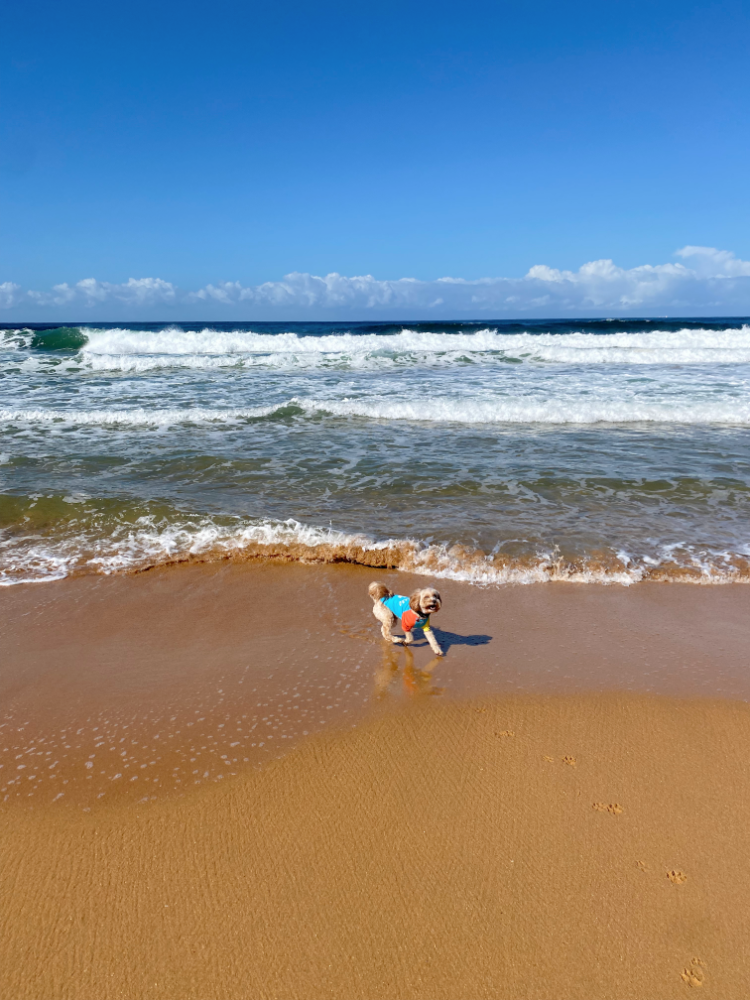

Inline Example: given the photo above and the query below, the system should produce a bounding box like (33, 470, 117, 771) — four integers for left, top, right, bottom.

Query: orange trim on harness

(401, 609, 419, 632)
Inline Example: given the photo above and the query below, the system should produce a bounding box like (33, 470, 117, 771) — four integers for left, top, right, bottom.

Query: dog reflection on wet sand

(374, 644, 444, 699)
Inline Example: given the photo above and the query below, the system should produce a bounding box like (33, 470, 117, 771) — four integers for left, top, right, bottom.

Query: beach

(2, 563, 750, 998)
(4, 0, 750, 988)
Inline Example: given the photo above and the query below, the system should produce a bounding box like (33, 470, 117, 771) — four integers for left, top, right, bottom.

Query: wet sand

(2, 564, 750, 997)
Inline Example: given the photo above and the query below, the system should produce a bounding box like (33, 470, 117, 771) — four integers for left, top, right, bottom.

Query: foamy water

(6, 322, 750, 371)
(1, 318, 749, 585)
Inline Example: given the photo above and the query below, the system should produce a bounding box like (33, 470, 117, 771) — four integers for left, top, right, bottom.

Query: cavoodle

(368, 581, 444, 656)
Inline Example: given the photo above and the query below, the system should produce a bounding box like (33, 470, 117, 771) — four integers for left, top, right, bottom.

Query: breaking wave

(5, 323, 750, 370)
(2, 395, 749, 427)
(1, 512, 748, 588)
(0, 404, 287, 427)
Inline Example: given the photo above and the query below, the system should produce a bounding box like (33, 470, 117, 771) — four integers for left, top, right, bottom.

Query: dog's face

(410, 587, 442, 616)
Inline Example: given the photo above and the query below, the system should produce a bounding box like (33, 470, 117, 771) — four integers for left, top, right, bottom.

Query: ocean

(1, 318, 749, 586)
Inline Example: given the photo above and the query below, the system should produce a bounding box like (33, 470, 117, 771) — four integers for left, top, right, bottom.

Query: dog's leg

(372, 600, 403, 644)
(423, 628, 444, 656)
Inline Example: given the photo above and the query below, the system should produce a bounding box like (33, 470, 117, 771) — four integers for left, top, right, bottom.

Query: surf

(2, 395, 749, 427)
(1, 508, 748, 587)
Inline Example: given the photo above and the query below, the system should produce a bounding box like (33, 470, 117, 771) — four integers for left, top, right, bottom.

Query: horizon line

(4, 313, 750, 328)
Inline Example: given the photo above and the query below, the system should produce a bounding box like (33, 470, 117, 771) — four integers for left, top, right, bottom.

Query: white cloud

(188, 247, 750, 313)
(675, 245, 750, 277)
(25, 277, 177, 308)
(0, 282, 22, 308)
(3, 247, 750, 317)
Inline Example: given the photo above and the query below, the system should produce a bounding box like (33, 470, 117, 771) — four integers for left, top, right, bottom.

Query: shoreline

(4, 531, 750, 587)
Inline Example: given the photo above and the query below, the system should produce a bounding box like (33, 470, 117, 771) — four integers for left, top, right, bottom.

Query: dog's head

(409, 587, 442, 616)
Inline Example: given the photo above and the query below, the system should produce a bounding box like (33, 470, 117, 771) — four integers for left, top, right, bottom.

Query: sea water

(1, 318, 749, 585)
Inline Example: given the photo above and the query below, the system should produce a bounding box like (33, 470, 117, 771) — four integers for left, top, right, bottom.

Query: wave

(6, 325, 750, 368)
(297, 396, 750, 426)
(2, 394, 749, 427)
(1, 327, 87, 351)
(79, 324, 750, 359)
(1, 514, 747, 587)
(80, 324, 750, 369)
(0, 403, 292, 427)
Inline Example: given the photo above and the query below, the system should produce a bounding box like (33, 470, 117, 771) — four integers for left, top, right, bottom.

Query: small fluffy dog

(369, 582, 444, 656)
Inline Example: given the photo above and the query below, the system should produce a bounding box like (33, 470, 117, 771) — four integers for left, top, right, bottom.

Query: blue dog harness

(381, 594, 431, 633)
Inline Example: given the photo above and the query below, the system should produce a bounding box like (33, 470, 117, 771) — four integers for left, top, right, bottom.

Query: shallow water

(1, 318, 749, 584)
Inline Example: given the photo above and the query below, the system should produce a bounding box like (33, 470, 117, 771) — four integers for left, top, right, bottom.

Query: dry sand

(2, 563, 750, 997)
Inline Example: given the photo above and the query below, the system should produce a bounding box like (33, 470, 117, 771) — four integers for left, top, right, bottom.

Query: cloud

(675, 245, 750, 278)
(25, 277, 177, 308)
(179, 246, 750, 313)
(0, 282, 22, 308)
(3, 247, 750, 318)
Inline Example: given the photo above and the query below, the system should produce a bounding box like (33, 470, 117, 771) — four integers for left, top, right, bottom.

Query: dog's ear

(409, 590, 424, 613)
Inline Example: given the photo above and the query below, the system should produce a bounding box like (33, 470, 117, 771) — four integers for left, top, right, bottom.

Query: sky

(1, 0, 750, 319)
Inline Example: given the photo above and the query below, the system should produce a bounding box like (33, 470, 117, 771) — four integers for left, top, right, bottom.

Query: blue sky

(2, 0, 750, 318)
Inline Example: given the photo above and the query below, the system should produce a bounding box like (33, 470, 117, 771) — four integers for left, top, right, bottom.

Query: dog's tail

(368, 581, 393, 603)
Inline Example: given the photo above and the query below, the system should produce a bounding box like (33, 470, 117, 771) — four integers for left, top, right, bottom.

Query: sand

(2, 563, 750, 997)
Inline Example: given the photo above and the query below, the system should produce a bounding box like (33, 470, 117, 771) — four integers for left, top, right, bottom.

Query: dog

(368, 581, 444, 656)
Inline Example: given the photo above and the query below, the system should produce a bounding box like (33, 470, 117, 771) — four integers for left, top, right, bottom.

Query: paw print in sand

(668, 870, 688, 884)
(562, 755, 576, 766)
(542, 755, 555, 763)
(680, 957, 705, 988)
(593, 802, 623, 815)
(495, 730, 515, 738)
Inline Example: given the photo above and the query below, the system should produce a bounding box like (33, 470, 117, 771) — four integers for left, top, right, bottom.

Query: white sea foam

(0, 404, 284, 427)
(296, 396, 750, 426)
(71, 325, 750, 370)
(0, 518, 384, 586)
(1, 515, 747, 587)
(2, 394, 748, 427)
